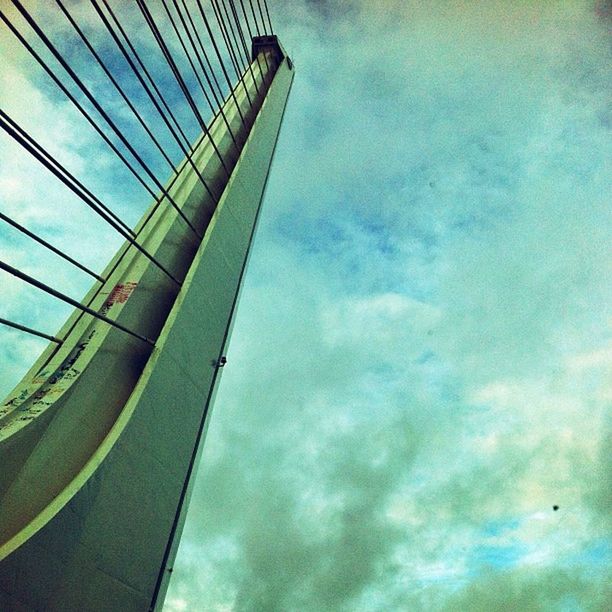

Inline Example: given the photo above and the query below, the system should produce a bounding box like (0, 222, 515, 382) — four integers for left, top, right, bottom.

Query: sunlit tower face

(0, 2, 292, 609)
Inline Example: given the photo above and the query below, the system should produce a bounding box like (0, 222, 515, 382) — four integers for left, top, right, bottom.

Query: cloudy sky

(1, 1, 611, 610)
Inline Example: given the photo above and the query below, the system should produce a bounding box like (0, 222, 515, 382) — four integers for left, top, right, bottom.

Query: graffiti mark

(106, 282, 138, 306)
(32, 371, 50, 385)
(2, 328, 94, 420)
(3, 388, 29, 409)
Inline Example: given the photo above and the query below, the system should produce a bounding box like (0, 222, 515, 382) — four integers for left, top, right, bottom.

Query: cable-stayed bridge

(0, 1, 293, 609)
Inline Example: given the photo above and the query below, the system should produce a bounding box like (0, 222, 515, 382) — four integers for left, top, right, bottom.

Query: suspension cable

(91, 0, 221, 199)
(54, 0, 178, 173)
(248, 0, 262, 36)
(262, 0, 274, 33)
(256, 0, 268, 35)
(0, 316, 62, 344)
(0, 8, 160, 229)
(0, 109, 181, 286)
(226, 0, 261, 95)
(0, 211, 104, 283)
(0, 260, 155, 346)
(246, 0, 270, 71)
(179, 0, 225, 104)
(96, 0, 192, 151)
(210, 0, 254, 108)
(195, 0, 248, 124)
(238, 0, 265, 81)
(211, 0, 248, 83)
(159, 0, 219, 118)
(219, 0, 250, 73)
(136, 0, 232, 181)
(171, 0, 241, 148)
(10, 0, 202, 240)
(209, 0, 241, 77)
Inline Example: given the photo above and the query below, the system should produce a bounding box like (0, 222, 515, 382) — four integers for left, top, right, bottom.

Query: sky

(0, 1, 611, 610)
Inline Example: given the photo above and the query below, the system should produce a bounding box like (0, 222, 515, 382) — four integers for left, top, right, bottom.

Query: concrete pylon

(0, 38, 293, 611)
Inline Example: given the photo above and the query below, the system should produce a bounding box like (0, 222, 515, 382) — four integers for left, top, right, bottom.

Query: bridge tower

(0, 7, 293, 609)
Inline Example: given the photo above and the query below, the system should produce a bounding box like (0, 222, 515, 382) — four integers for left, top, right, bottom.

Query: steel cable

(96, 0, 192, 151)
(166, 0, 240, 149)
(262, 0, 274, 33)
(210, 0, 254, 107)
(0, 109, 181, 286)
(0, 316, 62, 344)
(136, 0, 231, 181)
(90, 0, 220, 203)
(194, 0, 248, 123)
(226, 0, 261, 95)
(179, 0, 226, 104)
(54, 0, 178, 173)
(0, 211, 104, 283)
(0, 259, 155, 345)
(10, 0, 201, 239)
(256, 0, 268, 34)
(238, 0, 266, 80)
(248, 0, 262, 35)
(246, 0, 270, 71)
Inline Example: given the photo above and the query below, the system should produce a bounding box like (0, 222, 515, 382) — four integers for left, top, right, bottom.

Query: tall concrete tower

(0, 30, 293, 611)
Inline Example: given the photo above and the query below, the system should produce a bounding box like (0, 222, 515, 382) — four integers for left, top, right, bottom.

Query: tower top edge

(251, 35, 292, 69)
